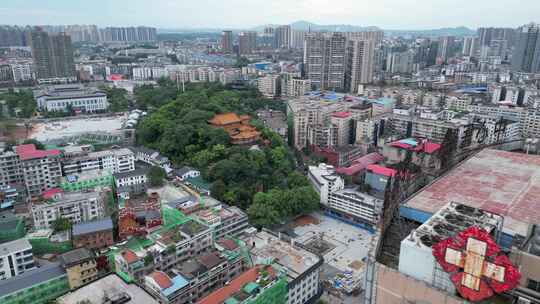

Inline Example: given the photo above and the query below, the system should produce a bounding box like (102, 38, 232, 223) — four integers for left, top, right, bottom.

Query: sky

(0, 0, 538, 30)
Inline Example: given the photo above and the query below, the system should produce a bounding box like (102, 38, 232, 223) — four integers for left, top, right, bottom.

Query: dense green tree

(0, 89, 36, 118)
(52, 217, 72, 232)
(247, 201, 281, 228)
(101, 87, 129, 112)
(148, 166, 166, 187)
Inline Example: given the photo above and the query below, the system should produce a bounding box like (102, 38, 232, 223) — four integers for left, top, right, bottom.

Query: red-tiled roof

(389, 139, 441, 154)
(42, 188, 62, 200)
(366, 164, 397, 177)
(121, 250, 139, 264)
(424, 142, 441, 154)
(198, 266, 274, 304)
(208, 113, 242, 126)
(198, 252, 224, 269)
(335, 153, 384, 176)
(331, 111, 351, 118)
(15, 144, 60, 161)
(150, 271, 173, 289)
(217, 239, 238, 251)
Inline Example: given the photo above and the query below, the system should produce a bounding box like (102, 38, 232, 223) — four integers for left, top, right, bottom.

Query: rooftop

(389, 138, 441, 154)
(404, 149, 540, 236)
(0, 238, 31, 255)
(72, 218, 114, 236)
(247, 230, 320, 279)
(198, 266, 275, 304)
(208, 113, 242, 126)
(59, 248, 94, 267)
(335, 152, 384, 176)
(113, 167, 149, 179)
(0, 263, 66, 297)
(57, 274, 159, 304)
(14, 144, 60, 161)
(366, 164, 397, 177)
(331, 111, 351, 118)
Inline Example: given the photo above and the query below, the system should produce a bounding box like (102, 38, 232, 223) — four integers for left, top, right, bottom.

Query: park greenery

(136, 80, 318, 227)
(0, 89, 36, 118)
(100, 86, 129, 112)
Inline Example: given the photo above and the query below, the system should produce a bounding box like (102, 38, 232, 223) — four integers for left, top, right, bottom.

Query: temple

(208, 113, 261, 145)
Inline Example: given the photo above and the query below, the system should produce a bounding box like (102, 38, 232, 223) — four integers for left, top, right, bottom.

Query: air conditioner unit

(517, 297, 531, 304)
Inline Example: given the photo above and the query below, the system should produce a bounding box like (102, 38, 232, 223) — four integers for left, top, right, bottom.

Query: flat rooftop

(404, 149, 540, 236)
(292, 212, 374, 292)
(248, 230, 320, 280)
(57, 274, 158, 304)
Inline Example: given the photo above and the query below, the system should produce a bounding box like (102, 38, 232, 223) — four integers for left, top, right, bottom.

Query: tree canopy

(136, 82, 318, 226)
(0, 89, 36, 118)
(148, 166, 166, 187)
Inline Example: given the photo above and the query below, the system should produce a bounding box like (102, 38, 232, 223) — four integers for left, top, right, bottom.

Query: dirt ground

(292, 214, 320, 227)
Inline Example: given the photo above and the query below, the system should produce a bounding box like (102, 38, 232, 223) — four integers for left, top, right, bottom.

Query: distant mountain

(159, 22, 476, 38)
(289, 20, 381, 32)
(251, 20, 380, 32)
(252, 21, 474, 37)
(385, 26, 476, 37)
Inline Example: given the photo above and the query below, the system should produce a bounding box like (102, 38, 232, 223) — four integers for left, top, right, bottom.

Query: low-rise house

(173, 166, 200, 182)
(0, 263, 69, 304)
(59, 248, 98, 289)
(131, 146, 173, 175)
(72, 218, 114, 250)
(114, 167, 149, 199)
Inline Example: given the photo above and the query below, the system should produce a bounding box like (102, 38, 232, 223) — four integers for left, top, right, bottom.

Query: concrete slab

(405, 149, 540, 236)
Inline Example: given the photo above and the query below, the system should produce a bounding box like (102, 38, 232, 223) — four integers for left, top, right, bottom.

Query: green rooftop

(225, 298, 240, 304)
(243, 282, 259, 294)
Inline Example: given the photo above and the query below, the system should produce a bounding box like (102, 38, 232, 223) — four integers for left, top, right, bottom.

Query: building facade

(31, 188, 106, 229)
(35, 85, 108, 113)
(0, 239, 35, 280)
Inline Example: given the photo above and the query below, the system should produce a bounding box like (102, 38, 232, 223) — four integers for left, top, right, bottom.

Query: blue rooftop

(72, 218, 114, 236)
(370, 97, 394, 105)
(162, 274, 190, 296)
(398, 138, 418, 146)
(307, 91, 340, 101)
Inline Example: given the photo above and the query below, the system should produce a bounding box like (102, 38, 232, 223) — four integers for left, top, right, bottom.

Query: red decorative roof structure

(432, 226, 521, 302)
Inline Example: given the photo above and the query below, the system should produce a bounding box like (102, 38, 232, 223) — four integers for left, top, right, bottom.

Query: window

(527, 279, 540, 292)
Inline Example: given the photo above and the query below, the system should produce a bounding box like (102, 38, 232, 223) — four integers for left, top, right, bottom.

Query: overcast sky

(0, 0, 538, 29)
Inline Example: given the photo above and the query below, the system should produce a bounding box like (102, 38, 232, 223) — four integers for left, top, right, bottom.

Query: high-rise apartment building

(281, 74, 312, 97)
(436, 36, 455, 64)
(274, 25, 291, 49)
(512, 23, 540, 73)
(462, 36, 478, 57)
(27, 28, 75, 81)
(221, 30, 233, 53)
(257, 74, 281, 98)
(98, 27, 157, 42)
(238, 31, 257, 55)
(291, 30, 307, 49)
(304, 32, 375, 92)
(346, 39, 375, 92)
(477, 27, 516, 48)
(0, 26, 28, 47)
(303, 32, 347, 91)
